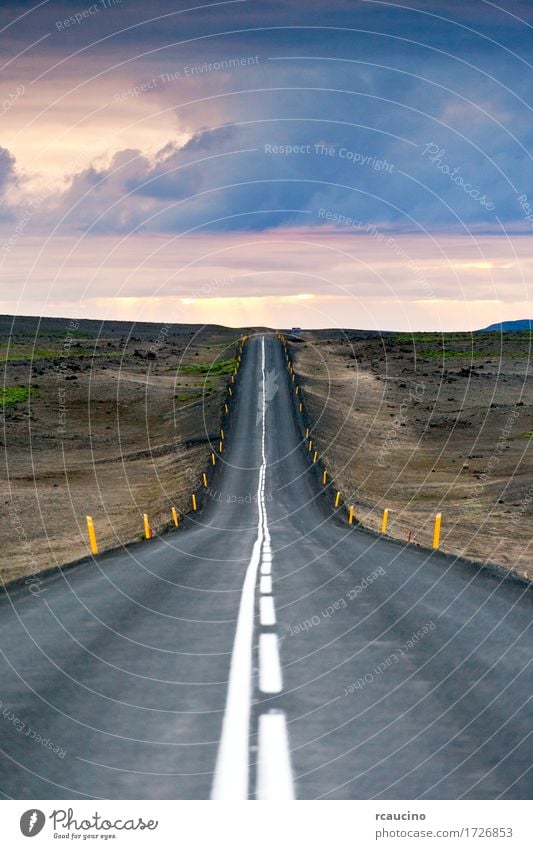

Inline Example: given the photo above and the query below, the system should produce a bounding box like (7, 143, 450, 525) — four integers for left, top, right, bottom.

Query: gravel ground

(1, 315, 244, 583)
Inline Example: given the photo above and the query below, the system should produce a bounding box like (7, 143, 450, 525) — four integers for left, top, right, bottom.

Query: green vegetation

(1, 345, 121, 362)
(170, 357, 237, 376)
(0, 386, 32, 407)
(419, 350, 497, 359)
(2, 346, 63, 361)
(46, 329, 96, 339)
(519, 430, 533, 439)
(174, 391, 212, 402)
(393, 333, 468, 343)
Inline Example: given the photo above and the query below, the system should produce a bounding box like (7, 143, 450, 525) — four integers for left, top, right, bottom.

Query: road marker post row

(281, 335, 354, 527)
(282, 334, 334, 516)
(83, 336, 250, 556)
(281, 334, 447, 554)
(187, 334, 248, 525)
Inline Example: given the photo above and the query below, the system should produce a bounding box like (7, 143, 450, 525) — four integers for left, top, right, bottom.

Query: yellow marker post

(228, 386, 233, 396)
(143, 513, 151, 540)
(231, 375, 235, 383)
(86, 516, 98, 555)
(211, 452, 216, 465)
(322, 470, 327, 485)
(313, 451, 318, 463)
(349, 505, 355, 525)
(299, 402, 303, 413)
(305, 427, 309, 438)
(381, 508, 389, 534)
(295, 386, 299, 395)
(219, 440, 223, 453)
(171, 507, 179, 527)
(224, 404, 228, 414)
(292, 374, 295, 383)
(308, 440, 313, 452)
(221, 428, 225, 440)
(433, 512, 442, 549)
(334, 491, 341, 508)
(192, 494, 197, 511)
(202, 472, 208, 488)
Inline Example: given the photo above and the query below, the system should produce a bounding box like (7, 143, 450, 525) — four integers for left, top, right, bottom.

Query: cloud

(18, 93, 530, 239)
(0, 147, 17, 217)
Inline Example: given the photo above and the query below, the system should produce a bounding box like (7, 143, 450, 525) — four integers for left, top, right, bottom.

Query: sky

(0, 0, 532, 330)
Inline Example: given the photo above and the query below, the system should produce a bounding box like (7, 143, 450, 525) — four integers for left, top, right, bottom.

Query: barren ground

(291, 329, 533, 581)
(1, 315, 244, 583)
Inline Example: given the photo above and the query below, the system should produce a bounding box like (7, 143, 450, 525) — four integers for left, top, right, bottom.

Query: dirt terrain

(291, 329, 533, 581)
(1, 315, 245, 584)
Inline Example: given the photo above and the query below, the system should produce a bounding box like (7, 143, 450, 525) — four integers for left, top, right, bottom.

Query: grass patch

(393, 333, 467, 343)
(0, 386, 32, 407)
(171, 358, 237, 376)
(519, 430, 533, 439)
(174, 391, 212, 402)
(1, 345, 122, 362)
(419, 350, 497, 359)
(46, 329, 96, 339)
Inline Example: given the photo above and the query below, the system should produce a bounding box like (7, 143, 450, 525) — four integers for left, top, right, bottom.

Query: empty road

(0, 335, 531, 799)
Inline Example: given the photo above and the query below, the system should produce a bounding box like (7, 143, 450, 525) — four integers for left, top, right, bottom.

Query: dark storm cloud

(45, 83, 533, 236)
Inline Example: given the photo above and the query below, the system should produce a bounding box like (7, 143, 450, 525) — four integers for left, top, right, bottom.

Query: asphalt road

(0, 335, 531, 800)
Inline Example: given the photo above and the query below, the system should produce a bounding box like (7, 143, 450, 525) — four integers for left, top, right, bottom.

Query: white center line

(260, 575, 272, 595)
(259, 632, 283, 694)
(211, 337, 268, 800)
(260, 595, 276, 626)
(256, 712, 295, 800)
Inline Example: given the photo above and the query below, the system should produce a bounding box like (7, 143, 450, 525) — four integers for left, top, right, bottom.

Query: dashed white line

(260, 595, 276, 627)
(256, 712, 295, 800)
(260, 561, 272, 576)
(260, 575, 272, 595)
(259, 633, 283, 694)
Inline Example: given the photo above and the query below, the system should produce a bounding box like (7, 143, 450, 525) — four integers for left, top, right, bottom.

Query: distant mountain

(479, 319, 533, 332)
